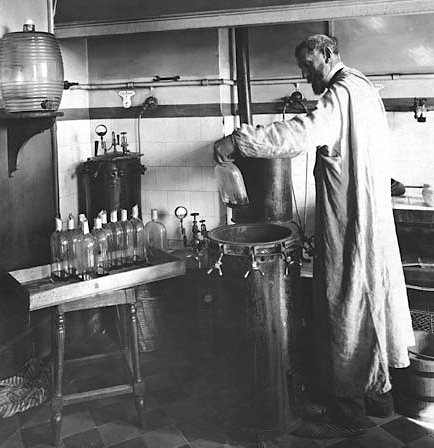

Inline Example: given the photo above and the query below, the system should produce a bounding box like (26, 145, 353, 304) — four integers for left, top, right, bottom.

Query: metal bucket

(206, 222, 303, 433)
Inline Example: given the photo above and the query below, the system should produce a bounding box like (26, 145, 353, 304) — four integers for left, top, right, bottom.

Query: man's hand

(214, 135, 237, 164)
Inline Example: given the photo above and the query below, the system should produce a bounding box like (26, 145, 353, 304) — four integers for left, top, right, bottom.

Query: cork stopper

(94, 217, 102, 230)
(55, 217, 62, 231)
(99, 210, 108, 225)
(67, 214, 75, 230)
(132, 204, 139, 219)
(82, 219, 90, 235)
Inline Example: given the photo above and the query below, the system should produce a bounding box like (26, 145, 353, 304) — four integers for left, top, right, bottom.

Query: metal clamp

(244, 250, 265, 278)
(284, 253, 295, 277)
(284, 252, 301, 276)
(186, 252, 201, 267)
(207, 251, 224, 276)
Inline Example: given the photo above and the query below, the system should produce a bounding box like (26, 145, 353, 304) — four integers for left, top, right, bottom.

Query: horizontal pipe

(70, 72, 434, 92)
(70, 78, 235, 90)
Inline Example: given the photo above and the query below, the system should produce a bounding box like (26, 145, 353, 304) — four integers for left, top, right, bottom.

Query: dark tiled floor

(2, 290, 434, 448)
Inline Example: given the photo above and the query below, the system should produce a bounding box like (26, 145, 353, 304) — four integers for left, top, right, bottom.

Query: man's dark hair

(295, 34, 339, 59)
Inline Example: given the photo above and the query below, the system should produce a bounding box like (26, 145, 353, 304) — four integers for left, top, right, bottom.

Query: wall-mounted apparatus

(0, 22, 64, 113)
(414, 98, 427, 122)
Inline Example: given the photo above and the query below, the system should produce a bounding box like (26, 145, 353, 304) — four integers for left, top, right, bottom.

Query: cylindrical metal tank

(0, 24, 64, 112)
(207, 222, 303, 433)
(233, 158, 293, 223)
(77, 152, 146, 222)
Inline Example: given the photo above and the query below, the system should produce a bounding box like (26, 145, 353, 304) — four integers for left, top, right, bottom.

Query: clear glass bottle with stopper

(66, 213, 82, 278)
(99, 210, 114, 269)
(78, 219, 97, 280)
(130, 204, 147, 264)
(144, 209, 168, 256)
(120, 209, 134, 266)
(92, 217, 110, 276)
(50, 217, 69, 281)
(108, 210, 124, 268)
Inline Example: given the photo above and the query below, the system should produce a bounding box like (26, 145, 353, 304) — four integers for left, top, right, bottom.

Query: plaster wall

(0, 0, 48, 35)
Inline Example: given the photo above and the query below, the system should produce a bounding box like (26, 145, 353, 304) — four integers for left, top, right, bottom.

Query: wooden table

(10, 252, 186, 447)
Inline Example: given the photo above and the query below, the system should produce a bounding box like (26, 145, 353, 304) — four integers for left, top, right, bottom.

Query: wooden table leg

(129, 303, 145, 427)
(117, 305, 129, 351)
(51, 309, 65, 447)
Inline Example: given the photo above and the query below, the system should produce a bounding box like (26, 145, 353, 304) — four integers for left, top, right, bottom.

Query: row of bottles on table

(50, 206, 167, 282)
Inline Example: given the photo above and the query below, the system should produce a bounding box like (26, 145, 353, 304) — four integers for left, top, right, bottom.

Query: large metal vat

(206, 222, 303, 433)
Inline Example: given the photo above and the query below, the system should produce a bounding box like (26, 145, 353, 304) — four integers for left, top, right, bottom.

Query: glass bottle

(92, 217, 109, 276)
(130, 204, 147, 264)
(78, 219, 97, 280)
(422, 184, 434, 207)
(66, 213, 82, 278)
(144, 209, 168, 256)
(215, 162, 249, 207)
(99, 210, 114, 270)
(50, 217, 69, 281)
(108, 210, 124, 268)
(120, 209, 134, 266)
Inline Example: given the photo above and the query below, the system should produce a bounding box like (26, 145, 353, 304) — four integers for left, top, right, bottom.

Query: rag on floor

(0, 358, 49, 418)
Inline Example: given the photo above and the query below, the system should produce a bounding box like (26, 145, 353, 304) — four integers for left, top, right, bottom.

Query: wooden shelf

(0, 110, 64, 177)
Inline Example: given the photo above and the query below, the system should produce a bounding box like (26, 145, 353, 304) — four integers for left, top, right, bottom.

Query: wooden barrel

(404, 331, 434, 421)
(206, 222, 303, 434)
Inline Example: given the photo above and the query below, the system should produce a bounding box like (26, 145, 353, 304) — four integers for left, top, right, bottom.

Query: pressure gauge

(174, 206, 188, 220)
(95, 124, 107, 138)
(174, 206, 189, 247)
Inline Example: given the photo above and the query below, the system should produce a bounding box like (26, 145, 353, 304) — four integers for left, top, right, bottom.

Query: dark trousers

(329, 391, 394, 427)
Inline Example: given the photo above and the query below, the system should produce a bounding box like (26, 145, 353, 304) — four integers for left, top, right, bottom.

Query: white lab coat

(233, 66, 414, 397)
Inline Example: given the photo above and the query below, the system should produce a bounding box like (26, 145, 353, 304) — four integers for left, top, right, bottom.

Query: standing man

(214, 34, 414, 431)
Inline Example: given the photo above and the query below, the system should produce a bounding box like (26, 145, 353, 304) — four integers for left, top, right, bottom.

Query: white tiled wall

(388, 112, 434, 187)
(57, 120, 92, 222)
(137, 115, 224, 247)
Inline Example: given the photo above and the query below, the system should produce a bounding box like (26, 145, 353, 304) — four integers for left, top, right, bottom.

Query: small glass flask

(144, 209, 168, 256)
(50, 217, 69, 281)
(92, 217, 110, 276)
(78, 219, 97, 280)
(108, 210, 124, 268)
(120, 209, 134, 266)
(215, 162, 249, 207)
(130, 205, 147, 264)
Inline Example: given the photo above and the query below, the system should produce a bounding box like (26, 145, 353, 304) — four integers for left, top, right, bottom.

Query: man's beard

(310, 65, 328, 95)
(312, 77, 327, 95)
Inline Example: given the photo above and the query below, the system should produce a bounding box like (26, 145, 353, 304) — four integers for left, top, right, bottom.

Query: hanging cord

(137, 94, 159, 156)
(137, 109, 143, 156)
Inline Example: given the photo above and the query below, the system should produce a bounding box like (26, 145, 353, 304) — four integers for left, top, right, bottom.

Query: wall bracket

(0, 111, 63, 177)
